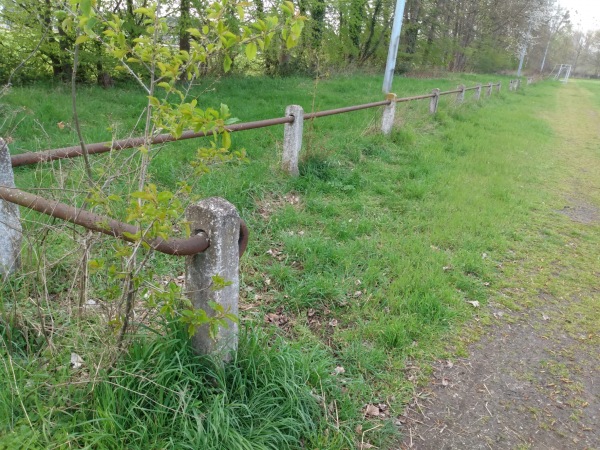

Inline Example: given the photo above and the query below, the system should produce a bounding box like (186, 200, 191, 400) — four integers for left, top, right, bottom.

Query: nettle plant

(61, 0, 304, 345)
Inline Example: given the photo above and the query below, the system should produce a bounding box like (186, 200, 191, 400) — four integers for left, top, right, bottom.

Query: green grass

(0, 326, 349, 449)
(2, 74, 593, 448)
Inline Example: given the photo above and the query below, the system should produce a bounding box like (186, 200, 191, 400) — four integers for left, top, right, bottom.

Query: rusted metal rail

(10, 117, 294, 167)
(304, 100, 391, 120)
(396, 93, 435, 103)
(2, 81, 503, 255)
(10, 82, 502, 168)
(439, 88, 463, 95)
(0, 185, 247, 257)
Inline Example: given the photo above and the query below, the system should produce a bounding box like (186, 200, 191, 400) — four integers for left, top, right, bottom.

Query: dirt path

(399, 82, 600, 450)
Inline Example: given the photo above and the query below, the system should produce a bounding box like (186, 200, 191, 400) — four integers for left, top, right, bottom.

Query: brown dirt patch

(399, 298, 600, 450)
(557, 197, 600, 225)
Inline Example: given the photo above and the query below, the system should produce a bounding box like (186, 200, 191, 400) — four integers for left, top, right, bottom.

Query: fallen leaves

(256, 192, 302, 219)
(332, 366, 345, 376)
(363, 402, 389, 418)
(70, 353, 84, 369)
(264, 310, 289, 327)
(266, 247, 284, 261)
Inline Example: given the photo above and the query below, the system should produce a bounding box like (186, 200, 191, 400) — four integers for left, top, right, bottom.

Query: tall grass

(1, 325, 349, 449)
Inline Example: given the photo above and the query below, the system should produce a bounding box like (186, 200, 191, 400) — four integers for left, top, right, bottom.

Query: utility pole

(382, 0, 407, 93)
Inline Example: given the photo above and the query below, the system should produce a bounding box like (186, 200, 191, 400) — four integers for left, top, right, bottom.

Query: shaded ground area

(399, 83, 600, 450)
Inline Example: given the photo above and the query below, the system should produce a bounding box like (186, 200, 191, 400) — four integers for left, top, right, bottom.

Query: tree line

(1, 0, 600, 84)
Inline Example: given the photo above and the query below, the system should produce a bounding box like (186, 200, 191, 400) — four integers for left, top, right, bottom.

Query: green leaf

(220, 103, 230, 118)
(134, 7, 155, 19)
(187, 27, 201, 38)
(122, 231, 141, 241)
(131, 191, 154, 200)
(75, 35, 90, 45)
(222, 131, 231, 150)
(286, 34, 297, 49)
(147, 96, 160, 107)
(245, 42, 257, 60)
(223, 54, 232, 73)
(80, 0, 93, 17)
(156, 191, 173, 202)
(224, 117, 240, 125)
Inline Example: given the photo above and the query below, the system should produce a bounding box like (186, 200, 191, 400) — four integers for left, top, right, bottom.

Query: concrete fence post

(429, 88, 440, 114)
(497, 82, 501, 93)
(381, 93, 397, 135)
(185, 197, 240, 361)
(486, 82, 493, 97)
(474, 84, 482, 101)
(516, 78, 521, 90)
(282, 105, 304, 177)
(456, 85, 466, 104)
(0, 138, 22, 277)
(527, 77, 532, 85)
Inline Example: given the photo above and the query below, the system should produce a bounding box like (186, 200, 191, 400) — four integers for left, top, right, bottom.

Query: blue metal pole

(382, 0, 407, 93)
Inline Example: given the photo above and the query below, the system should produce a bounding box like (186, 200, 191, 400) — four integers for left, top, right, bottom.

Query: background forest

(1, 0, 600, 84)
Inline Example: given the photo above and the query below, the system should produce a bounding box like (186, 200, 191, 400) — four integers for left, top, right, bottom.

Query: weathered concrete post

(0, 138, 22, 277)
(456, 85, 466, 104)
(186, 197, 240, 361)
(429, 88, 440, 114)
(516, 78, 521, 90)
(474, 84, 482, 101)
(282, 105, 304, 177)
(486, 82, 493, 97)
(381, 93, 397, 135)
(527, 77, 532, 85)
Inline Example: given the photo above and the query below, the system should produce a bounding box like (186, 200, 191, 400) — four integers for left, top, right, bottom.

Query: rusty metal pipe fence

(1, 78, 527, 357)
(3, 80, 510, 256)
(10, 82, 503, 168)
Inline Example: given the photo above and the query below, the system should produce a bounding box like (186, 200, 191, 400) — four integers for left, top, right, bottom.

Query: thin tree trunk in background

(179, 0, 190, 53)
(348, 0, 366, 60)
(254, 0, 264, 16)
(58, 25, 72, 81)
(360, 0, 383, 61)
(403, 0, 421, 55)
(311, 0, 326, 49)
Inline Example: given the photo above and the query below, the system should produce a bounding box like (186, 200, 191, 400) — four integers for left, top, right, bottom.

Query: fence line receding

(1, 78, 529, 357)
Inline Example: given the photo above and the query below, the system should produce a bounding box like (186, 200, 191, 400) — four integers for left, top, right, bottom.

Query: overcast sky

(561, 0, 600, 31)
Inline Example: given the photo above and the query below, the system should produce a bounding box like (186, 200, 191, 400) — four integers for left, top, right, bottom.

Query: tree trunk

(348, 0, 366, 60)
(310, 0, 326, 49)
(179, 0, 191, 53)
(360, 0, 383, 61)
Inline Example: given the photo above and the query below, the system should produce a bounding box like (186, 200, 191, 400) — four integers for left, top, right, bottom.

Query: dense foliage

(2, 0, 600, 83)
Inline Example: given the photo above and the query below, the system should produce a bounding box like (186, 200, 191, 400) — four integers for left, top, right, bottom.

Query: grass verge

(2, 74, 593, 448)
